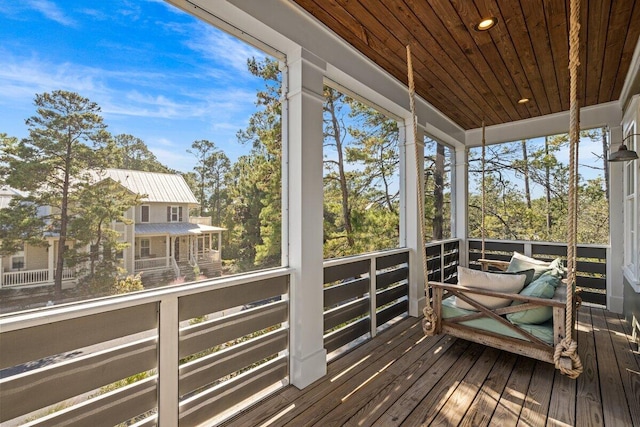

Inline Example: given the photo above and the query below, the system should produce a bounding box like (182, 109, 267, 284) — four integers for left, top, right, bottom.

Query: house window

(141, 205, 150, 223)
(140, 239, 150, 258)
(11, 244, 25, 270)
(167, 206, 183, 222)
(11, 255, 25, 270)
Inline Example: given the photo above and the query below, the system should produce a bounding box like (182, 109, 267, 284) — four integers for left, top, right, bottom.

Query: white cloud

(26, 0, 76, 26)
(184, 24, 265, 75)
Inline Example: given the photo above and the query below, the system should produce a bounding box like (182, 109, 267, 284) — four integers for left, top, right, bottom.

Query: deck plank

(371, 339, 472, 426)
(429, 346, 501, 425)
(283, 323, 442, 425)
(574, 308, 604, 427)
(222, 317, 423, 427)
(224, 308, 637, 427)
(490, 356, 536, 425)
(341, 335, 458, 426)
(399, 342, 487, 426)
(517, 361, 555, 427)
(603, 311, 640, 426)
(458, 351, 518, 427)
(591, 308, 634, 426)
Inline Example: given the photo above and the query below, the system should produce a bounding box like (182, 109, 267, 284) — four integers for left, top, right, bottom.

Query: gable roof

(0, 186, 27, 209)
(93, 169, 199, 205)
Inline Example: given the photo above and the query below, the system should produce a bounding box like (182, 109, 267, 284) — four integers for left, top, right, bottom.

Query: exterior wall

(25, 245, 48, 270)
(135, 203, 191, 223)
(623, 276, 640, 348)
(135, 236, 168, 259)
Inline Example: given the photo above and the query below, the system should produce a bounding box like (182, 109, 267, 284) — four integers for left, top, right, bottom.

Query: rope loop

(422, 306, 437, 336)
(554, 337, 583, 379)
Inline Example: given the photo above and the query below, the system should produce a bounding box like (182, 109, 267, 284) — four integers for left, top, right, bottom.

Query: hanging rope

(481, 120, 486, 259)
(554, 0, 583, 379)
(406, 45, 437, 336)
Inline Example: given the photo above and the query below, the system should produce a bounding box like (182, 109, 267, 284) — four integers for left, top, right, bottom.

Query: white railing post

(158, 296, 179, 425)
(369, 255, 377, 338)
(441, 242, 445, 282)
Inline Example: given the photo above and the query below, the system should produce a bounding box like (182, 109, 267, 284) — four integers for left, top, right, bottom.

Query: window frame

(141, 205, 150, 223)
(140, 238, 151, 258)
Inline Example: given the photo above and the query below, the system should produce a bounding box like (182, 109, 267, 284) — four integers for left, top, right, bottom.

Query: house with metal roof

(0, 169, 224, 289)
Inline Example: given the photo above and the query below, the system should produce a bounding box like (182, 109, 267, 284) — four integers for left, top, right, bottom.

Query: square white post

(286, 47, 327, 388)
(455, 147, 468, 267)
(402, 120, 426, 317)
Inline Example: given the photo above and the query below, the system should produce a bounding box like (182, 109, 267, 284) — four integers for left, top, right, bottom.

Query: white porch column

(455, 146, 469, 267)
(402, 121, 426, 317)
(608, 125, 625, 313)
(47, 239, 55, 283)
(286, 47, 327, 388)
(165, 235, 170, 267)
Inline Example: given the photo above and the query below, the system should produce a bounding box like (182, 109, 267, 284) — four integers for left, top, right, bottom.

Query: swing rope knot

(422, 306, 437, 336)
(554, 337, 583, 379)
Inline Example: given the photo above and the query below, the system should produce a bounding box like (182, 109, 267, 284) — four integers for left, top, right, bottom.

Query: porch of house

(222, 309, 639, 427)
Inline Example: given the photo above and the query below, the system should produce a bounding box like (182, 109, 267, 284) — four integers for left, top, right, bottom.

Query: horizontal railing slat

(469, 240, 524, 253)
(0, 303, 158, 371)
(179, 300, 287, 359)
(179, 356, 288, 427)
(376, 299, 408, 327)
(323, 260, 370, 284)
(375, 251, 409, 270)
(179, 275, 288, 321)
(324, 298, 369, 331)
(376, 283, 408, 308)
(26, 376, 157, 427)
(576, 276, 607, 290)
(376, 267, 408, 289)
(324, 317, 370, 354)
(179, 329, 287, 397)
(323, 277, 369, 308)
(0, 337, 156, 423)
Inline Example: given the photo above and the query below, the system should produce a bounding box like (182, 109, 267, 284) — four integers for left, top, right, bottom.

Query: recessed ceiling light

(518, 97, 530, 104)
(474, 17, 497, 31)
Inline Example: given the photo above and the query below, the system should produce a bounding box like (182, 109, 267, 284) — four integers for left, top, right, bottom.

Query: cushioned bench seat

(441, 297, 554, 345)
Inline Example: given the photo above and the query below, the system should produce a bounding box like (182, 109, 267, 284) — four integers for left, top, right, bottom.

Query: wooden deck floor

(223, 307, 640, 426)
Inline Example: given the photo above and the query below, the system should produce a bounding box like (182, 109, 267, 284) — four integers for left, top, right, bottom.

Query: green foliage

(468, 130, 609, 244)
(111, 133, 170, 172)
(113, 274, 144, 295)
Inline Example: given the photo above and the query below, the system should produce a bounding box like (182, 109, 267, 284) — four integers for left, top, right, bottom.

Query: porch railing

(322, 247, 411, 358)
(468, 238, 608, 306)
(1, 268, 76, 288)
(0, 268, 291, 426)
(134, 256, 169, 272)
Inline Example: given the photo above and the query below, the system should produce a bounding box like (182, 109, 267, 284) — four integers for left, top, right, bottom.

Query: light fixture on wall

(608, 133, 639, 162)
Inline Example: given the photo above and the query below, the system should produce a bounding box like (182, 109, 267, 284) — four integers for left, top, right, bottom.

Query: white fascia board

(464, 101, 623, 147)
(183, 0, 465, 146)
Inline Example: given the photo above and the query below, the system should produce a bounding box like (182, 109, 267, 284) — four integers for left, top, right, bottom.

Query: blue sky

(0, 0, 270, 172)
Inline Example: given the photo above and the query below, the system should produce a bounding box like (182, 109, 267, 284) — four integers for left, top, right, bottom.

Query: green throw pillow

(495, 268, 535, 286)
(506, 252, 564, 282)
(506, 273, 560, 324)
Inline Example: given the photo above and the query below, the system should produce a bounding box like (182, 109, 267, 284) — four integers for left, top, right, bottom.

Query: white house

(0, 169, 224, 288)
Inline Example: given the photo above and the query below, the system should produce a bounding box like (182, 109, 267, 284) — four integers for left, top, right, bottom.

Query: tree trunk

(545, 137, 552, 233)
(326, 92, 354, 247)
(54, 144, 72, 299)
(433, 143, 445, 240)
(602, 127, 610, 201)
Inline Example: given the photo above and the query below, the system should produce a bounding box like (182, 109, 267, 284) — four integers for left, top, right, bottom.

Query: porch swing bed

(429, 254, 572, 364)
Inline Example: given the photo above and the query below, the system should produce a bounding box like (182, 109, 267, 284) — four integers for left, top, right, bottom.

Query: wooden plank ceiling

(292, 0, 640, 130)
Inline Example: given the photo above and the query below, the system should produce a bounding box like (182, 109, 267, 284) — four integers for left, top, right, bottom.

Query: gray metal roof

(135, 222, 225, 236)
(93, 169, 199, 205)
(0, 186, 27, 209)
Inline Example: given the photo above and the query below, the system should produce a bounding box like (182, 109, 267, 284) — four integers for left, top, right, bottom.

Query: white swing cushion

(455, 266, 527, 311)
